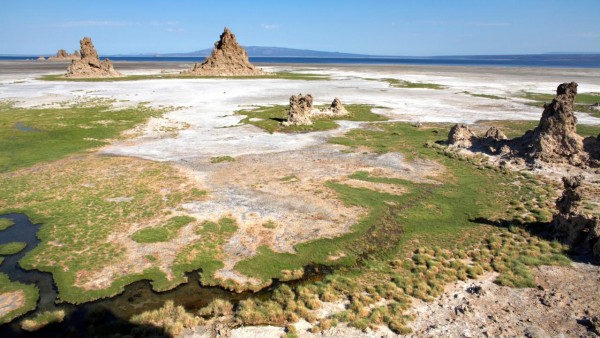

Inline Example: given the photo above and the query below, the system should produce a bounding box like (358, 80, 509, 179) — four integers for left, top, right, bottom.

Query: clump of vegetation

(0, 242, 27, 255)
(130, 300, 201, 336)
(197, 299, 234, 318)
(0, 218, 14, 231)
(461, 91, 505, 100)
(20, 310, 66, 331)
(131, 216, 196, 243)
(382, 78, 446, 90)
(262, 220, 277, 229)
(210, 156, 235, 163)
(236, 104, 387, 134)
(0, 273, 39, 325)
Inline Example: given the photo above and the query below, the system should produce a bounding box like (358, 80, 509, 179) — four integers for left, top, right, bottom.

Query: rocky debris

(553, 175, 600, 258)
(447, 124, 477, 148)
(408, 264, 600, 338)
(283, 94, 315, 126)
(48, 49, 80, 61)
(181, 27, 264, 76)
(591, 103, 600, 111)
(484, 126, 507, 141)
(66, 37, 121, 78)
(447, 82, 599, 167)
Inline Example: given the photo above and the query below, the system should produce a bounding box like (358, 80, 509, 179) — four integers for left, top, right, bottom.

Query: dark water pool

(0, 213, 328, 337)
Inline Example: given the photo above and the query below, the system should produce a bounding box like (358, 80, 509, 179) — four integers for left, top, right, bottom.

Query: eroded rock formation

(49, 49, 80, 61)
(519, 82, 587, 165)
(66, 37, 121, 78)
(37, 56, 46, 61)
(319, 97, 350, 117)
(447, 82, 600, 167)
(283, 94, 314, 126)
(553, 175, 600, 259)
(447, 124, 478, 148)
(181, 28, 264, 76)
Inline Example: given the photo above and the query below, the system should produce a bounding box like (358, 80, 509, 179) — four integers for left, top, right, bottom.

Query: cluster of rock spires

(553, 175, 600, 259)
(447, 82, 600, 168)
(181, 28, 264, 76)
(49, 49, 80, 61)
(283, 94, 350, 126)
(66, 37, 121, 78)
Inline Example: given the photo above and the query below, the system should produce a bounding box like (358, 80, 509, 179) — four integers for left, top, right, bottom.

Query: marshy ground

(0, 61, 599, 337)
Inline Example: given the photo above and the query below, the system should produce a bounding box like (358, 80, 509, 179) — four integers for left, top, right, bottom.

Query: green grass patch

(461, 91, 505, 100)
(132, 216, 196, 243)
(381, 78, 446, 90)
(210, 156, 235, 163)
(474, 120, 600, 138)
(38, 72, 328, 82)
(0, 273, 40, 325)
(517, 90, 600, 118)
(0, 101, 165, 172)
(0, 242, 27, 255)
(236, 104, 387, 134)
(0, 218, 14, 231)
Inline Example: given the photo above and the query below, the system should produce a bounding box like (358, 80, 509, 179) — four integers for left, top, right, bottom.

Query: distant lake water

(2, 54, 600, 68)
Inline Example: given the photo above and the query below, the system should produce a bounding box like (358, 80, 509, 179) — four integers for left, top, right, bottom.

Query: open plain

(1, 60, 599, 337)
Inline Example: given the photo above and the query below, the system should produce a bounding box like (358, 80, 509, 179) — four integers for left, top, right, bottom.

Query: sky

(1, 0, 599, 56)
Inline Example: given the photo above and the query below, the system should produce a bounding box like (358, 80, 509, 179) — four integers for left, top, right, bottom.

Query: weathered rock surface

(553, 175, 600, 258)
(318, 97, 350, 117)
(36, 56, 45, 61)
(484, 126, 507, 141)
(48, 49, 80, 61)
(283, 94, 314, 126)
(66, 37, 120, 78)
(181, 28, 264, 76)
(447, 82, 599, 167)
(447, 124, 477, 148)
(520, 82, 587, 165)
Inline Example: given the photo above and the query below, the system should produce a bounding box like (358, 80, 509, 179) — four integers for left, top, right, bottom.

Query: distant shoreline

(2, 54, 600, 69)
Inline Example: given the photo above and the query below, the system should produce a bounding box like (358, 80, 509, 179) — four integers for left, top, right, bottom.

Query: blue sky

(1, 0, 599, 56)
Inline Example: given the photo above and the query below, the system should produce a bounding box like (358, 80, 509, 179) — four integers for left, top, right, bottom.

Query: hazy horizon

(1, 0, 600, 56)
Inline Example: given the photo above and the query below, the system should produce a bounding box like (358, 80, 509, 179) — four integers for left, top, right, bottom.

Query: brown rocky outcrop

(447, 82, 599, 167)
(283, 94, 314, 126)
(37, 56, 46, 61)
(48, 49, 80, 61)
(519, 82, 587, 165)
(325, 98, 350, 116)
(447, 124, 477, 148)
(181, 28, 264, 76)
(553, 175, 600, 259)
(484, 126, 507, 141)
(66, 37, 121, 78)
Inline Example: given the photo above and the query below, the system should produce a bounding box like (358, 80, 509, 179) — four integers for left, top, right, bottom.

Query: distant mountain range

(115, 46, 371, 58)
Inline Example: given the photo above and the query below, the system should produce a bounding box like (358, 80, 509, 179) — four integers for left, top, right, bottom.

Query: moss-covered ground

(381, 78, 447, 90)
(0, 101, 165, 172)
(0, 218, 13, 231)
(518, 90, 600, 118)
(0, 273, 39, 325)
(236, 104, 387, 134)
